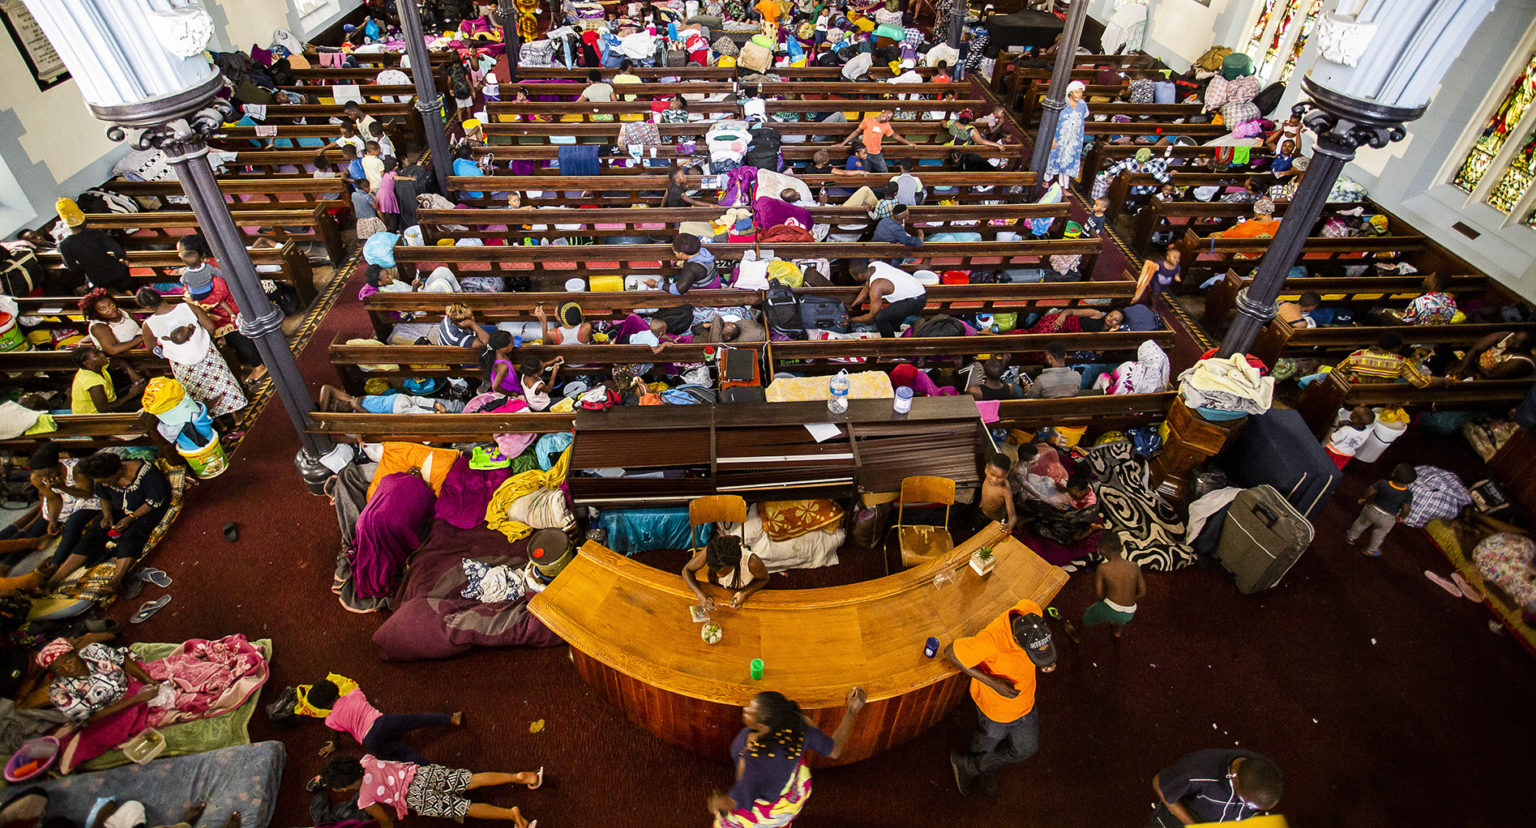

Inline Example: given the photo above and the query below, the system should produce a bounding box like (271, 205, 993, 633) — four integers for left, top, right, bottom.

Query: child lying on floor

(297, 674, 462, 765)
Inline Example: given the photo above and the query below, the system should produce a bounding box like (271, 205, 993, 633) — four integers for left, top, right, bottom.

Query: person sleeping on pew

(318, 384, 467, 415)
(1454, 332, 1536, 381)
(79, 289, 145, 357)
(70, 345, 146, 415)
(754, 189, 813, 234)
(1020, 306, 1158, 336)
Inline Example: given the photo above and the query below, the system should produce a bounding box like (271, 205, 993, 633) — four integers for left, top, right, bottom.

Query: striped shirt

(1334, 348, 1432, 387)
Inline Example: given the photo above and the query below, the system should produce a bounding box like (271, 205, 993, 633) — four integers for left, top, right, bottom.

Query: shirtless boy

(975, 452, 1019, 534)
(1064, 533, 1145, 641)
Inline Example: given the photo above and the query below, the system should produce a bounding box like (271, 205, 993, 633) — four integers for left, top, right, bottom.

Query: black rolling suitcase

(1216, 485, 1313, 594)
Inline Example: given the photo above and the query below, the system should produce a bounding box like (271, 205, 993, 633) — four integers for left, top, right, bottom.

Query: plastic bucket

(0, 312, 30, 353)
(178, 433, 229, 479)
(5, 736, 59, 782)
(1354, 417, 1408, 463)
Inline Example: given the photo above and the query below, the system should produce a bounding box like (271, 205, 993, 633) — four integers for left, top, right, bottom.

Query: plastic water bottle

(828, 370, 850, 415)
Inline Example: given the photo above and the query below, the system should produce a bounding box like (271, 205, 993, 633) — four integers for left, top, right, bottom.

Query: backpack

(653, 304, 695, 336)
(744, 126, 783, 171)
(912, 314, 966, 338)
(1253, 81, 1285, 117)
(799, 294, 849, 333)
(0, 248, 41, 297)
(763, 282, 804, 338)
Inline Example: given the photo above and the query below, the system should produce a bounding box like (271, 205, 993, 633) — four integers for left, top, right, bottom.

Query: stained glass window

(1278, 0, 1326, 84)
(1486, 129, 1536, 213)
(1244, 0, 1324, 83)
(1453, 47, 1536, 193)
(1244, 0, 1284, 59)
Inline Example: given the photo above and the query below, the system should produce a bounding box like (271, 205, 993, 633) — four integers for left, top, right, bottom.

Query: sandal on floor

(527, 767, 543, 790)
(1450, 572, 1481, 602)
(1424, 570, 1461, 597)
(137, 568, 172, 588)
(131, 595, 172, 623)
(223, 523, 239, 543)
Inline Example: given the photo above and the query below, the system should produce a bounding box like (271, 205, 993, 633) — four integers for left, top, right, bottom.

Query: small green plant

(976, 546, 995, 562)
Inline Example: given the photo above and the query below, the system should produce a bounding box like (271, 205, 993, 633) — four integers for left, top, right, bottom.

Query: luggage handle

(1253, 502, 1280, 528)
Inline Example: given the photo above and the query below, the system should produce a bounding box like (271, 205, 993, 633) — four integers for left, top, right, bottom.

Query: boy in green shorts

(1064, 533, 1145, 642)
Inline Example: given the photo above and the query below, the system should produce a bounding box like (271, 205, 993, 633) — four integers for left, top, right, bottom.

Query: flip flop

(121, 577, 146, 602)
(223, 523, 240, 543)
(527, 767, 543, 790)
(131, 595, 172, 623)
(1424, 570, 1462, 597)
(1450, 572, 1482, 602)
(137, 568, 172, 588)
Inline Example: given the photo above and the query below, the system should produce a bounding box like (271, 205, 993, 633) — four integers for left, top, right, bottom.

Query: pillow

(367, 442, 461, 500)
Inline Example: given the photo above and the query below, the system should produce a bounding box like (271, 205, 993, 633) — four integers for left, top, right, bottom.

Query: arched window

(1244, 0, 1326, 85)
(1452, 46, 1536, 225)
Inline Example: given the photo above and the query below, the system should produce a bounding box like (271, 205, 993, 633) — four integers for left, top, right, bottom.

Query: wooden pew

(308, 411, 576, 442)
(767, 330, 1174, 372)
(1250, 318, 1536, 370)
(485, 98, 993, 120)
(1168, 229, 1430, 287)
(481, 120, 992, 145)
(0, 414, 150, 449)
(35, 241, 319, 306)
(237, 101, 429, 148)
(411, 203, 1067, 244)
(504, 81, 976, 101)
(362, 281, 1139, 339)
(81, 208, 346, 269)
(445, 172, 1036, 205)
(1081, 120, 1228, 141)
(1100, 169, 1279, 224)
(508, 66, 948, 81)
(475, 142, 1017, 170)
(1201, 270, 1497, 333)
(0, 348, 164, 392)
(1296, 372, 1534, 438)
(387, 239, 1103, 291)
(102, 177, 349, 210)
(995, 391, 1176, 430)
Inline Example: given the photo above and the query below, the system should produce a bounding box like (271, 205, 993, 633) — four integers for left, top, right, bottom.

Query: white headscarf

(1112, 340, 1170, 394)
(1066, 80, 1086, 95)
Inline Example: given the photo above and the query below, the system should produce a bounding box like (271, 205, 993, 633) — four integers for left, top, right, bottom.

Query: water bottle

(828, 369, 850, 415)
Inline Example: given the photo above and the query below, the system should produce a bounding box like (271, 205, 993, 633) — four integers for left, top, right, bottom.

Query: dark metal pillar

(1217, 79, 1423, 358)
(1028, 0, 1089, 183)
(498, 0, 522, 83)
(398, 0, 453, 194)
(105, 104, 335, 485)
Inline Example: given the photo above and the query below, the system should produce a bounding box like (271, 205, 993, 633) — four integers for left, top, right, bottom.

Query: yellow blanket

(485, 446, 573, 542)
(765, 371, 894, 402)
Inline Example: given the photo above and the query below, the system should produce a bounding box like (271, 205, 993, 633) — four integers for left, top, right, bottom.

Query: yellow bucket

(178, 434, 229, 479)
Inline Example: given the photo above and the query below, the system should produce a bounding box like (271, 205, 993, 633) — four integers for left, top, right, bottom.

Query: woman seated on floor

(682, 534, 769, 611)
(45, 452, 171, 597)
(34, 632, 267, 773)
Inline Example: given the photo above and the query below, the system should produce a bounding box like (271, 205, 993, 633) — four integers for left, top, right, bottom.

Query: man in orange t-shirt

(839, 110, 913, 174)
(944, 598, 1057, 796)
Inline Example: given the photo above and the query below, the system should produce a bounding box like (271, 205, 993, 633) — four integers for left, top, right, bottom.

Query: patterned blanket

(760, 500, 844, 542)
(1077, 441, 1198, 572)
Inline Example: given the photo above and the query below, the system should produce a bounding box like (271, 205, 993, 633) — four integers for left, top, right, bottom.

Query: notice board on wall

(0, 0, 70, 91)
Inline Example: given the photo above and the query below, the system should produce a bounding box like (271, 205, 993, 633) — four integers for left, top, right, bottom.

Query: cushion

(367, 442, 461, 500)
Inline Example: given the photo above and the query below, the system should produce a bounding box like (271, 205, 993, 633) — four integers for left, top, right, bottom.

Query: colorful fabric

(1334, 349, 1432, 388)
(358, 754, 418, 819)
(714, 761, 813, 828)
(295, 673, 359, 717)
(1473, 533, 1536, 609)
(50, 643, 131, 721)
(1092, 156, 1171, 199)
(169, 348, 247, 418)
(405, 763, 475, 821)
(36, 637, 73, 667)
(1401, 291, 1457, 325)
(759, 500, 844, 542)
(1045, 100, 1088, 179)
(1404, 465, 1472, 529)
(484, 446, 573, 543)
(141, 634, 268, 728)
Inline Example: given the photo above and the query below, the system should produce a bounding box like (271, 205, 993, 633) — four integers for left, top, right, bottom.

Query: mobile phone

(689, 605, 710, 623)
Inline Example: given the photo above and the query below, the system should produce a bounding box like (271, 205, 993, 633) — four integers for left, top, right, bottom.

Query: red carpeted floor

(105, 219, 1536, 828)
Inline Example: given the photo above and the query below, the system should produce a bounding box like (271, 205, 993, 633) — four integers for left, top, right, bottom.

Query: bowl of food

(701, 622, 723, 645)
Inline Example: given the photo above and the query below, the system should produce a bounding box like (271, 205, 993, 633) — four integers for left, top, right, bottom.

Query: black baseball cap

(1012, 612, 1057, 669)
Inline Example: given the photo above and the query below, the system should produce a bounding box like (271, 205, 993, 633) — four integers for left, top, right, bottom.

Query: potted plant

(970, 545, 996, 577)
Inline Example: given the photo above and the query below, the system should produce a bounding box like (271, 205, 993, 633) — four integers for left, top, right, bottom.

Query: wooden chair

(689, 495, 747, 551)
(891, 476, 956, 570)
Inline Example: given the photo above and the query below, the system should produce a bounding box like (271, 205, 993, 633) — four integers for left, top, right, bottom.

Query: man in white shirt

(851, 261, 928, 337)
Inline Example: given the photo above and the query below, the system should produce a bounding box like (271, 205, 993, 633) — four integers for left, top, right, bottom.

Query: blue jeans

(864, 152, 889, 174)
(361, 712, 454, 764)
(958, 705, 1039, 777)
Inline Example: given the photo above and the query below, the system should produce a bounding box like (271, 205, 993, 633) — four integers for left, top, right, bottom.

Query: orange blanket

(760, 499, 844, 542)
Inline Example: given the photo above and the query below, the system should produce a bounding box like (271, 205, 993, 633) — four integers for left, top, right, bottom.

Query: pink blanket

(144, 634, 269, 726)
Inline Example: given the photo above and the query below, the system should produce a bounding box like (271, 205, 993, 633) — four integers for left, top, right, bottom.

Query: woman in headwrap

(54, 198, 134, 293)
(534, 301, 591, 345)
(36, 636, 162, 773)
(1104, 340, 1170, 395)
(1045, 81, 1089, 189)
(78, 288, 144, 356)
(135, 287, 248, 423)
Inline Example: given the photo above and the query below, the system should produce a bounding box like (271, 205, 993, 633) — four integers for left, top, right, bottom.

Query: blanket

(36, 741, 284, 828)
(742, 506, 842, 572)
(373, 523, 562, 661)
(759, 500, 844, 542)
(434, 456, 515, 529)
(81, 639, 271, 772)
(1078, 441, 1198, 572)
(352, 472, 437, 599)
(144, 635, 268, 726)
(484, 447, 574, 543)
(765, 372, 893, 402)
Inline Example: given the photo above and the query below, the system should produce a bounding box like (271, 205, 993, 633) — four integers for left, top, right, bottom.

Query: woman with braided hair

(682, 534, 770, 611)
(707, 687, 867, 827)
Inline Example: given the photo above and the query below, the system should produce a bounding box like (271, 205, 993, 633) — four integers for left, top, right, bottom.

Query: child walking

(1347, 463, 1417, 558)
(1064, 533, 1145, 641)
(298, 674, 462, 764)
(1324, 406, 1373, 469)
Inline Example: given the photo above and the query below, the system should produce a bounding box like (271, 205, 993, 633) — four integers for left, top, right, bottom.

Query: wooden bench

(995, 391, 1175, 430)
(308, 410, 576, 441)
(81, 208, 346, 269)
(485, 98, 993, 120)
(0, 348, 165, 392)
(506, 80, 976, 101)
(102, 177, 349, 211)
(1251, 318, 1536, 370)
(0, 413, 150, 449)
(1201, 270, 1497, 333)
(1168, 229, 1430, 287)
(36, 241, 318, 306)
(235, 101, 429, 148)
(480, 120, 1004, 145)
(476, 142, 1017, 171)
(1100, 169, 1279, 224)
(361, 280, 1139, 339)
(445, 172, 1036, 206)
(411, 203, 1067, 245)
(1296, 372, 1535, 438)
(387, 239, 1103, 291)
